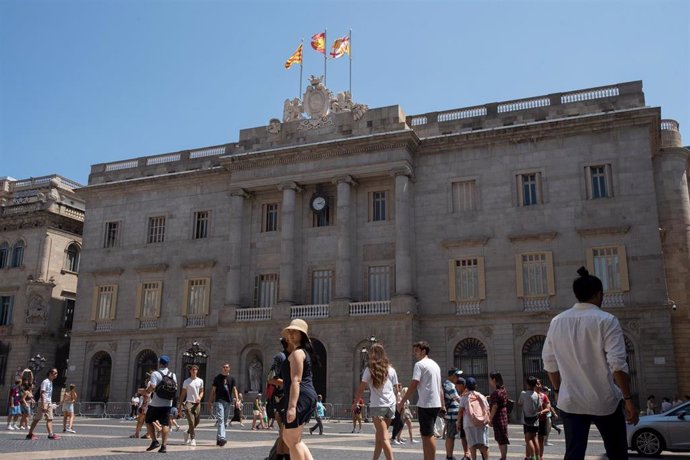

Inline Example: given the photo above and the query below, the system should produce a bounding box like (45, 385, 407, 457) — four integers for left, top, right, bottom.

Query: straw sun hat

(282, 318, 310, 340)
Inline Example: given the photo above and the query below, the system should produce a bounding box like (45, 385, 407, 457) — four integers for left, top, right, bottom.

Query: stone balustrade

(94, 320, 112, 331)
(290, 304, 329, 319)
(523, 297, 550, 312)
(456, 301, 481, 316)
(185, 315, 207, 328)
(235, 307, 272, 322)
(139, 319, 158, 329)
(349, 300, 391, 316)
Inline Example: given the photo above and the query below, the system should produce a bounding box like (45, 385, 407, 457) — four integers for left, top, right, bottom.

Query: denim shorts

(369, 406, 395, 419)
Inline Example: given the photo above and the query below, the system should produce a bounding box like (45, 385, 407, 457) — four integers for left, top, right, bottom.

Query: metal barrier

(105, 401, 132, 418)
(78, 402, 106, 418)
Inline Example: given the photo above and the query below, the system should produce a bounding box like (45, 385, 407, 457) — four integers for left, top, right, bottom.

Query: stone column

(37, 232, 51, 281)
(279, 182, 301, 304)
(333, 175, 357, 301)
(225, 189, 250, 307)
(392, 167, 414, 296)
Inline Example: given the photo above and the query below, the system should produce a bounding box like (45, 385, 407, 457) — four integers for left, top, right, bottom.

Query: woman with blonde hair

(353, 343, 399, 460)
(61, 384, 78, 433)
(280, 319, 318, 460)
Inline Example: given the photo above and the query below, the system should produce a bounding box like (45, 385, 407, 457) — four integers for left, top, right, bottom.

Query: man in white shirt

(398, 341, 445, 460)
(179, 364, 204, 446)
(26, 368, 59, 440)
(145, 355, 177, 453)
(542, 267, 638, 460)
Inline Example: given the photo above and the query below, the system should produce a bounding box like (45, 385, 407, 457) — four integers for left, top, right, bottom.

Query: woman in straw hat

(280, 319, 318, 460)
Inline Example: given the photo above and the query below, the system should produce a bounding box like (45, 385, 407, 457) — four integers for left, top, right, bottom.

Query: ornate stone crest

(303, 75, 331, 119)
(25, 295, 48, 325)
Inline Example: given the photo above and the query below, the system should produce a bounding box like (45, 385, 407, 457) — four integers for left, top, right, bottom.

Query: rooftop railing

(9, 174, 83, 191)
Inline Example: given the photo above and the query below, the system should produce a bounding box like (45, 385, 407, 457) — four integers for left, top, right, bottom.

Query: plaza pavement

(1, 417, 688, 460)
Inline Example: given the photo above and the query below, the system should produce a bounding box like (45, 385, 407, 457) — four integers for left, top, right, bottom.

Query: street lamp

(28, 353, 47, 373)
(182, 341, 208, 364)
(359, 336, 377, 376)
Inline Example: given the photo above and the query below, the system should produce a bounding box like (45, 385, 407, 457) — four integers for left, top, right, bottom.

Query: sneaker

(218, 438, 227, 447)
(158, 445, 167, 453)
(26, 433, 37, 440)
(411, 439, 420, 444)
(146, 440, 161, 451)
(67, 428, 76, 433)
(392, 439, 401, 445)
(7, 425, 15, 430)
(48, 434, 60, 440)
(174, 425, 180, 432)
(183, 432, 189, 444)
(63, 429, 67, 432)
(545, 442, 554, 446)
(190, 439, 196, 446)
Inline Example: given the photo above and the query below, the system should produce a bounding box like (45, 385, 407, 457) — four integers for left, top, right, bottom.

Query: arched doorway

(522, 335, 549, 392)
(90, 351, 112, 402)
(133, 349, 158, 392)
(311, 339, 327, 401)
(454, 338, 489, 394)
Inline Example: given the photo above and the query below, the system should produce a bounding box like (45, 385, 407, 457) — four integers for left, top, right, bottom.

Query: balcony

(349, 301, 391, 316)
(139, 318, 158, 329)
(456, 301, 481, 316)
(94, 320, 112, 331)
(290, 304, 329, 319)
(523, 297, 550, 312)
(185, 315, 207, 328)
(236, 307, 272, 322)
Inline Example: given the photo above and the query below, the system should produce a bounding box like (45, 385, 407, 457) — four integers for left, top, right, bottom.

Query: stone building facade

(68, 80, 687, 406)
(0, 175, 84, 410)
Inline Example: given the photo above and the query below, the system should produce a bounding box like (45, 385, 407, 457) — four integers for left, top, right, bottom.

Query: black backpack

(154, 370, 177, 400)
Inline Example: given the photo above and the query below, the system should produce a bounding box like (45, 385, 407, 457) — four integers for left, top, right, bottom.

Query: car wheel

(633, 429, 664, 456)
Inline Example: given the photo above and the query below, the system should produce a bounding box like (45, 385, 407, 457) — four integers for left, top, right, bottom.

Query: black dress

(280, 347, 317, 428)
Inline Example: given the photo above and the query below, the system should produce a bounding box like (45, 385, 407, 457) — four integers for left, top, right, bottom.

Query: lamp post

(182, 341, 208, 382)
(28, 353, 47, 374)
(359, 336, 377, 377)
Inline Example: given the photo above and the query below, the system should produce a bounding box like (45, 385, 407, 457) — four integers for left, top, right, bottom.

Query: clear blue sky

(1, 0, 688, 185)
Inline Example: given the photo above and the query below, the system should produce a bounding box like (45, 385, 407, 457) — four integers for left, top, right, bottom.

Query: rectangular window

(193, 211, 210, 239)
(456, 259, 479, 300)
(139, 282, 162, 318)
(519, 173, 540, 206)
(587, 246, 629, 292)
(452, 180, 477, 212)
(147, 216, 166, 244)
(367, 266, 391, 301)
(371, 191, 387, 222)
(516, 252, 555, 298)
(311, 270, 333, 304)
(186, 279, 209, 316)
(104, 221, 120, 248)
(586, 164, 613, 199)
(263, 203, 280, 232)
(94, 285, 117, 320)
(62, 298, 75, 331)
(0, 296, 13, 326)
(255, 274, 278, 308)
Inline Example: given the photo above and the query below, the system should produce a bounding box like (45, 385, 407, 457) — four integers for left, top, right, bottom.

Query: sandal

(129, 434, 139, 438)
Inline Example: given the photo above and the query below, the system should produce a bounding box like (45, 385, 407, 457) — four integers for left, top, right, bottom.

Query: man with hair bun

(542, 267, 639, 460)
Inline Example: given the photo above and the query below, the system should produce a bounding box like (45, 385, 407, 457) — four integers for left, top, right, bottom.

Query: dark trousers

(560, 401, 628, 460)
(391, 410, 404, 439)
(309, 415, 323, 434)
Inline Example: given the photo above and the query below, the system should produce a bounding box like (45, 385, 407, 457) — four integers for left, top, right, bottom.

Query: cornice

(91, 268, 125, 277)
(441, 237, 491, 249)
(135, 263, 169, 273)
(508, 231, 558, 243)
(78, 166, 224, 195)
(181, 260, 216, 270)
(576, 226, 631, 237)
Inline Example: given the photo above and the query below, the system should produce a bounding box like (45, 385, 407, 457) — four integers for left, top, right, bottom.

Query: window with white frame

(193, 210, 210, 239)
(138, 282, 162, 318)
(263, 203, 280, 232)
(587, 246, 629, 292)
(517, 173, 542, 207)
(104, 221, 120, 248)
(585, 164, 613, 199)
(448, 257, 486, 302)
(0, 296, 13, 326)
(370, 191, 388, 222)
(184, 279, 209, 316)
(311, 270, 333, 304)
(255, 273, 278, 308)
(64, 243, 80, 272)
(147, 216, 166, 244)
(93, 285, 117, 320)
(367, 266, 391, 301)
(10, 240, 24, 267)
(515, 252, 555, 297)
(452, 180, 477, 212)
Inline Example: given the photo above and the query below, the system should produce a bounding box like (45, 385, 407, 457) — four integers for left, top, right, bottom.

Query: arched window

(10, 240, 24, 268)
(65, 243, 80, 272)
(0, 242, 9, 268)
(522, 335, 549, 391)
(134, 349, 158, 392)
(90, 351, 112, 402)
(454, 338, 489, 394)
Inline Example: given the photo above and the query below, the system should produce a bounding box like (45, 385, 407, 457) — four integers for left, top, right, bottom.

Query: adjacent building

(0, 175, 84, 410)
(68, 80, 688, 407)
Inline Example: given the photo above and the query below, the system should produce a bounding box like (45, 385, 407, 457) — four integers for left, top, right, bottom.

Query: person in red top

(536, 379, 556, 460)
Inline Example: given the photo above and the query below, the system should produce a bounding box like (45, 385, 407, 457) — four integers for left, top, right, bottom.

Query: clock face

(311, 195, 327, 212)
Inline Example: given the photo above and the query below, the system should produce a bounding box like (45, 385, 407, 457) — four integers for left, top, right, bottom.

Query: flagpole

(324, 28, 327, 86)
(299, 39, 304, 99)
(349, 29, 352, 97)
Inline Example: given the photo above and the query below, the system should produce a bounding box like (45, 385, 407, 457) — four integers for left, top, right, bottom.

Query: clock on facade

(310, 194, 327, 213)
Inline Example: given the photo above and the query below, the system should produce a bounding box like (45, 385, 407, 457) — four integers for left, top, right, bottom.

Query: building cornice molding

(508, 231, 558, 243)
(441, 237, 491, 249)
(134, 263, 169, 273)
(181, 259, 217, 270)
(576, 226, 631, 237)
(91, 268, 125, 277)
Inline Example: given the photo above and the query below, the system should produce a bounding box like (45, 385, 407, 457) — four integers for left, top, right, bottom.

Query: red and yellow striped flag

(311, 32, 326, 54)
(330, 35, 350, 59)
(284, 43, 303, 69)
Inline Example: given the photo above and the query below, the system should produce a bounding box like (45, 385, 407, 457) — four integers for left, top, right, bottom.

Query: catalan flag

(311, 32, 326, 54)
(284, 43, 303, 69)
(330, 35, 350, 59)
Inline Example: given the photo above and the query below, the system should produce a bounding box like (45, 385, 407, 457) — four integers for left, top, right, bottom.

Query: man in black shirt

(208, 363, 238, 446)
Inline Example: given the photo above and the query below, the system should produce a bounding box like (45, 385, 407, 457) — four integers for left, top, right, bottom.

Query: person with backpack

(458, 377, 490, 460)
(144, 355, 177, 453)
(518, 376, 541, 460)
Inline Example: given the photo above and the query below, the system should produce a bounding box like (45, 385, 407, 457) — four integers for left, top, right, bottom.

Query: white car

(627, 400, 690, 456)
